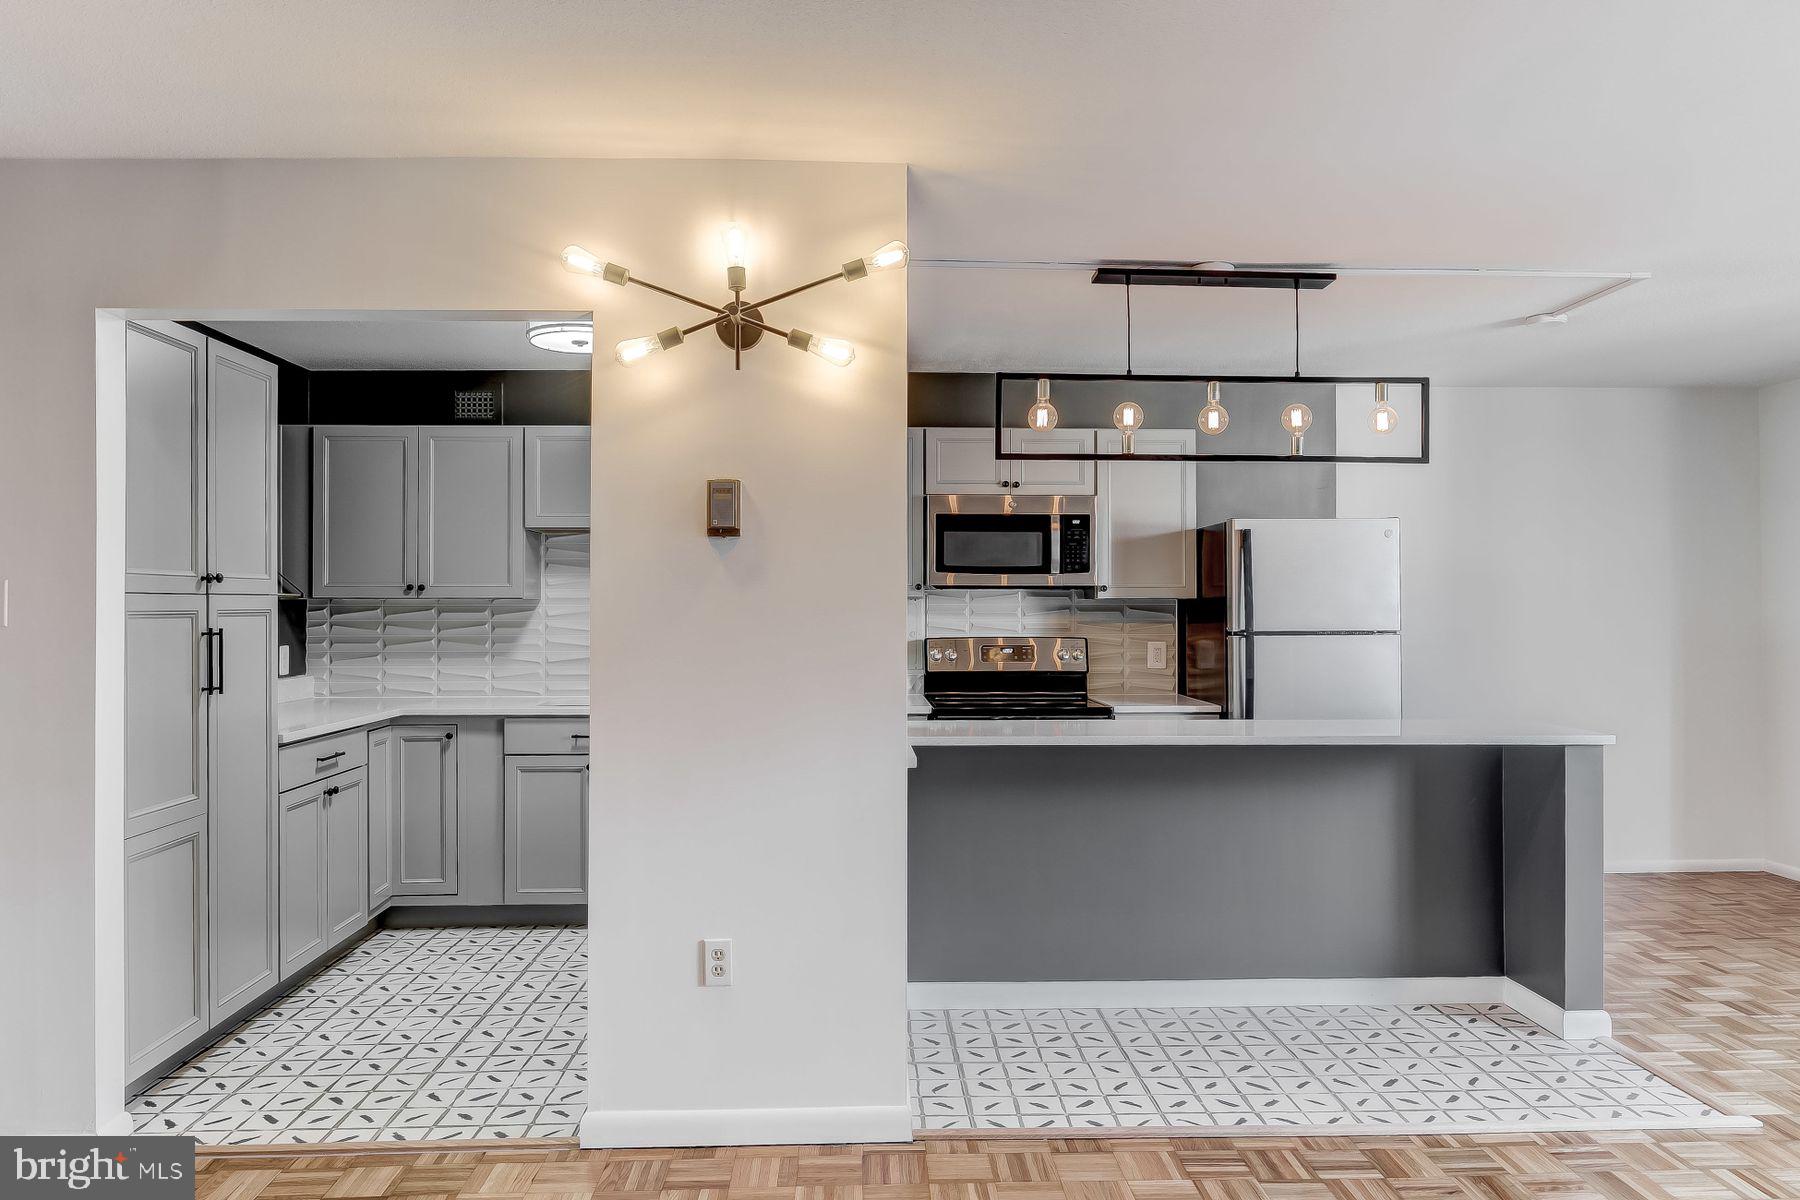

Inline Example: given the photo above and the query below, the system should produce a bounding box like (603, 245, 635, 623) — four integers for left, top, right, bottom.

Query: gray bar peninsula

(906, 719, 1613, 1038)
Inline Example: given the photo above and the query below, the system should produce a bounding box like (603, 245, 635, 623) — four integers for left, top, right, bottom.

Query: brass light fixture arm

(626, 276, 728, 315)
(743, 269, 849, 312)
(736, 313, 792, 341)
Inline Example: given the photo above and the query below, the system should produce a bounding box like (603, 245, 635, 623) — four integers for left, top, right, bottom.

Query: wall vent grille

(453, 388, 499, 421)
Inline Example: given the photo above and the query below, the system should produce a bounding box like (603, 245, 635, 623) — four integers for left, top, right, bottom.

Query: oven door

(927, 496, 1094, 588)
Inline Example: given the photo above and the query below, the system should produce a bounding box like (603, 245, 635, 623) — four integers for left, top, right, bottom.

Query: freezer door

(1242, 633, 1403, 719)
(1230, 518, 1401, 633)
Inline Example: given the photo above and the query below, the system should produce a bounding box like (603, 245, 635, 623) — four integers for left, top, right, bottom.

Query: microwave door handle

(1050, 516, 1061, 578)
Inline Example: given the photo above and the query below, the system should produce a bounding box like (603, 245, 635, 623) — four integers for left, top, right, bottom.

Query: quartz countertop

(278, 696, 590, 744)
(907, 717, 1614, 748)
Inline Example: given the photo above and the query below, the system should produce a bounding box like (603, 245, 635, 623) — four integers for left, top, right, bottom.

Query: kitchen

(119, 291, 1704, 1143)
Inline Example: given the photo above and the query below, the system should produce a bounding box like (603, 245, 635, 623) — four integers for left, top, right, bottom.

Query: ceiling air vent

(452, 388, 499, 422)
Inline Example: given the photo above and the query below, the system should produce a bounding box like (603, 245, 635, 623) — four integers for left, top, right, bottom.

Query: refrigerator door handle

(1240, 527, 1255, 634)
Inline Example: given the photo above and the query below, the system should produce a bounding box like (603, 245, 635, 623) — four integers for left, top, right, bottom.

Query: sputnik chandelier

(556, 224, 908, 370)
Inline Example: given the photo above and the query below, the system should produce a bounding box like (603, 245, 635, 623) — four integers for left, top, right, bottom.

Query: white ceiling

(209, 319, 591, 371)
(8, 1, 1800, 386)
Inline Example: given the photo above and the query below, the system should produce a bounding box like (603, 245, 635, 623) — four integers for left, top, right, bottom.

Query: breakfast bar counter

(907, 719, 1612, 1036)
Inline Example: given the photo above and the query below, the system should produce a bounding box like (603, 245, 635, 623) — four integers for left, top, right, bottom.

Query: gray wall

(909, 744, 1504, 981)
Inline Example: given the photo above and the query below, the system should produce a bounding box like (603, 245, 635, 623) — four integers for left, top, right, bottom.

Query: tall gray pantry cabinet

(121, 321, 281, 1087)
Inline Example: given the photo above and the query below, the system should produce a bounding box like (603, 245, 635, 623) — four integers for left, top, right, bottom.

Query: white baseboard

(580, 1104, 912, 1149)
(97, 1110, 135, 1137)
(908, 977, 1509, 1011)
(1606, 858, 1766, 874)
(907, 978, 1610, 1041)
(1763, 860, 1800, 883)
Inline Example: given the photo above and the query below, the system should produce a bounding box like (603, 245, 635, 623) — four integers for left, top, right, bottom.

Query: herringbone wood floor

(194, 873, 1800, 1200)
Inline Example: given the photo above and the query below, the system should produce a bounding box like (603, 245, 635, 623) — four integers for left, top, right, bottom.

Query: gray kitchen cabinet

(125, 321, 207, 594)
(366, 726, 397, 912)
(125, 815, 208, 1083)
(124, 593, 207, 838)
(278, 783, 327, 977)
(312, 426, 536, 599)
(1096, 429, 1198, 599)
(277, 760, 369, 976)
(394, 724, 460, 895)
(206, 596, 280, 1023)
(205, 340, 280, 594)
(907, 428, 924, 592)
(312, 426, 418, 599)
(503, 755, 589, 904)
(124, 322, 279, 596)
(419, 427, 533, 597)
(324, 768, 370, 950)
(525, 426, 592, 530)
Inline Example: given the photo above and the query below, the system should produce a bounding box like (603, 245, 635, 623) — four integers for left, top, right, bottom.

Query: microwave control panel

(1059, 514, 1091, 572)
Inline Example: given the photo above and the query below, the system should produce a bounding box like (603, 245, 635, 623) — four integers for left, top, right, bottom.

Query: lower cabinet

(324, 769, 370, 947)
(366, 726, 397, 912)
(125, 815, 209, 1082)
(278, 766, 369, 978)
(503, 756, 589, 904)
(394, 725, 459, 896)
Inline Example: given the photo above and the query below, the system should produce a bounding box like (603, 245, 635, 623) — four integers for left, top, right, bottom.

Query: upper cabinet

(1096, 429, 1197, 599)
(313, 426, 537, 600)
(923, 428, 1097, 495)
(125, 322, 278, 595)
(525, 426, 592, 530)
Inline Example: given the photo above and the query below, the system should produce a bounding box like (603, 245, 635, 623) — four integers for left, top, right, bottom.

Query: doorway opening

(106, 311, 595, 1145)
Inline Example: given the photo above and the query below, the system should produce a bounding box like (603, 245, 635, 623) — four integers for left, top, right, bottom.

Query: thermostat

(706, 478, 741, 538)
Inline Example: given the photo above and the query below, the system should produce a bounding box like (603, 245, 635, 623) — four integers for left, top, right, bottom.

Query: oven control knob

(945, 648, 959, 662)
(928, 647, 943, 662)
(1057, 649, 1072, 662)
(1070, 648, 1085, 662)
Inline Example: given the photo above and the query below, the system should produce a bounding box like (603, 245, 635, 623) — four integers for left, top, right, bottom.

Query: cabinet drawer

(503, 718, 590, 755)
(278, 730, 369, 792)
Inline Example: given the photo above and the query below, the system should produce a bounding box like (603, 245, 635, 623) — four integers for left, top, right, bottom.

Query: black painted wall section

(302, 370, 592, 425)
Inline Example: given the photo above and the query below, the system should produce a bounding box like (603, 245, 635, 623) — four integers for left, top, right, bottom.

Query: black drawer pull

(315, 751, 345, 764)
(570, 733, 589, 741)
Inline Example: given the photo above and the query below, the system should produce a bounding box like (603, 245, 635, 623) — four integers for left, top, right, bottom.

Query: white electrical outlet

(278, 644, 290, 674)
(701, 938, 732, 987)
(1146, 641, 1168, 670)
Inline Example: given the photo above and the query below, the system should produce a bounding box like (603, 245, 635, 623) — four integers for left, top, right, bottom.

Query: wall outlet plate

(1146, 641, 1168, 670)
(701, 938, 732, 987)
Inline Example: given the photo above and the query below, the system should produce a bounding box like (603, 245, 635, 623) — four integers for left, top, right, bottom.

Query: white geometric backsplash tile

(910, 590, 1180, 698)
(308, 534, 589, 698)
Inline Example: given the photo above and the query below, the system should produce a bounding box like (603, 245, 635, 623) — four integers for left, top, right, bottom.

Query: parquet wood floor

(194, 872, 1800, 1200)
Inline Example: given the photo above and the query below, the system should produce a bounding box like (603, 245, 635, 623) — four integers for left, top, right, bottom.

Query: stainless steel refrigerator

(1182, 518, 1403, 718)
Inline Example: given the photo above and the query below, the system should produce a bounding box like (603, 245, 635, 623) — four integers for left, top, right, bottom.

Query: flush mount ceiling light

(526, 321, 596, 354)
(558, 226, 907, 370)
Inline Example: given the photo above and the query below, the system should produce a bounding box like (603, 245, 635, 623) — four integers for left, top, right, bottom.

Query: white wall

(1336, 387, 1767, 869)
(0, 159, 908, 1141)
(1760, 379, 1800, 872)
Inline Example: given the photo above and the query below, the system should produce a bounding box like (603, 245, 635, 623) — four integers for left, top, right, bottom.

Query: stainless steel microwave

(926, 495, 1096, 588)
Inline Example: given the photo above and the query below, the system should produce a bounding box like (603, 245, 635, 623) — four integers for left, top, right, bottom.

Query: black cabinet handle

(416, 585, 426, 595)
(443, 731, 455, 741)
(570, 733, 589, 741)
(214, 625, 225, 694)
(324, 785, 339, 800)
(315, 751, 345, 765)
(198, 629, 216, 695)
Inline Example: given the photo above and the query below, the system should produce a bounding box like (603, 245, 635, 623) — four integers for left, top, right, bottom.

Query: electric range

(921, 636, 1115, 720)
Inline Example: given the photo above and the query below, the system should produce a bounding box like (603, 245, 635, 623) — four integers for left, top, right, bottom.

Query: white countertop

(278, 696, 590, 744)
(907, 717, 1614, 748)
